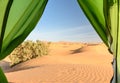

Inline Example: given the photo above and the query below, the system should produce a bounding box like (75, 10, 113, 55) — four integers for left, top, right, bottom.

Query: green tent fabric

(77, 0, 120, 83)
(0, 0, 48, 82)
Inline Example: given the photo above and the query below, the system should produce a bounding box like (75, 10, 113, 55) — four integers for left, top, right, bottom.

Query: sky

(26, 0, 102, 43)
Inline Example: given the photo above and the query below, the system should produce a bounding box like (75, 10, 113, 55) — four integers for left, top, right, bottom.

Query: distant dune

(0, 42, 113, 83)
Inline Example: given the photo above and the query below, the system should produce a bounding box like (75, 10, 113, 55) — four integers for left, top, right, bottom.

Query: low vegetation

(9, 40, 50, 66)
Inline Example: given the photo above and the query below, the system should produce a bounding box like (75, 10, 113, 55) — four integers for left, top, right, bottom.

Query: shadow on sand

(70, 47, 84, 54)
(0, 60, 10, 72)
(5, 65, 41, 73)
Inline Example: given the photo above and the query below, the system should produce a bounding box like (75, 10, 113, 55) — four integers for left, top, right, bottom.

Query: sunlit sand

(0, 42, 113, 83)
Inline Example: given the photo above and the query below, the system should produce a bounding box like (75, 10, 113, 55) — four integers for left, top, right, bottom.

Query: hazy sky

(26, 0, 102, 43)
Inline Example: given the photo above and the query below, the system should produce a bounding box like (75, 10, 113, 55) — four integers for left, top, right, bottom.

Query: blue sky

(26, 0, 102, 43)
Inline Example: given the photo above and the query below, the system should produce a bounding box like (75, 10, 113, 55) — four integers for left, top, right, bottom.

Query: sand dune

(0, 42, 113, 83)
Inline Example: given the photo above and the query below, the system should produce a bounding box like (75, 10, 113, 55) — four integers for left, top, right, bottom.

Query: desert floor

(0, 42, 113, 83)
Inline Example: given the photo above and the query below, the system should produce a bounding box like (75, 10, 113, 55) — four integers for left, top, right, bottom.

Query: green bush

(9, 40, 50, 66)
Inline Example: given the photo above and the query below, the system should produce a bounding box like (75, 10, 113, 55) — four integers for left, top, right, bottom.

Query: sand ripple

(6, 64, 113, 83)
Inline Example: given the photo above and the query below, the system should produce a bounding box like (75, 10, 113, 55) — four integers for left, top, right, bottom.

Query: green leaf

(0, 67, 8, 83)
(104, 0, 120, 82)
(0, 0, 9, 34)
(0, 0, 48, 60)
(77, 0, 108, 46)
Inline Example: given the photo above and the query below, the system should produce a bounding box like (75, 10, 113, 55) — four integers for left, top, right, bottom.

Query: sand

(0, 42, 113, 83)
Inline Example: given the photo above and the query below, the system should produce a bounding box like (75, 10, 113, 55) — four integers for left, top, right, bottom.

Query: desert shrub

(9, 40, 50, 66)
